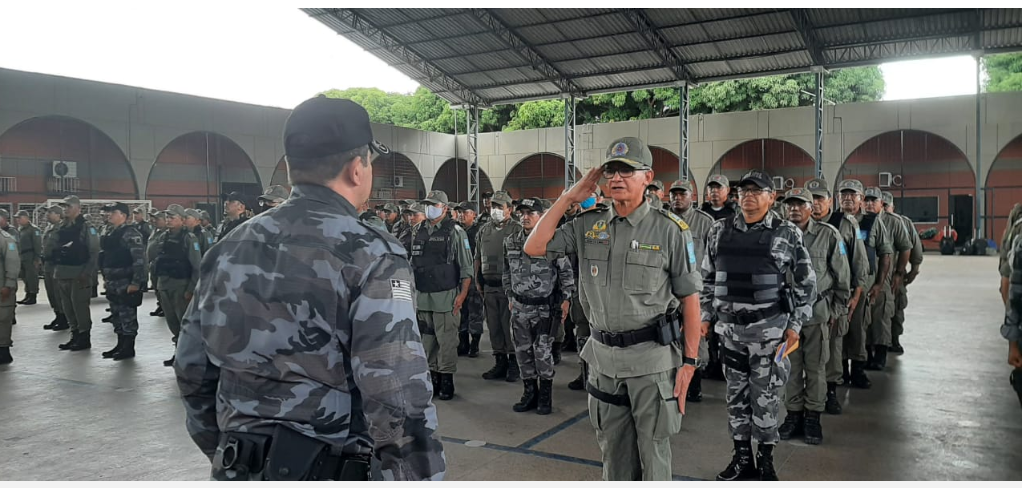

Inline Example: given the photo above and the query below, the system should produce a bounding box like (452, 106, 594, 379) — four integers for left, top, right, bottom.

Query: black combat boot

(44, 316, 58, 330)
(865, 346, 876, 370)
(757, 443, 778, 481)
(803, 411, 823, 445)
(52, 313, 70, 331)
(505, 355, 520, 382)
(18, 293, 37, 305)
(68, 332, 91, 351)
(537, 379, 553, 415)
(552, 342, 562, 365)
(513, 379, 538, 412)
(562, 329, 577, 352)
(150, 306, 163, 317)
(686, 369, 703, 403)
(873, 346, 888, 369)
(101, 314, 114, 323)
(438, 373, 455, 401)
(482, 354, 508, 380)
(112, 336, 136, 361)
(841, 359, 850, 386)
(568, 362, 587, 391)
(59, 331, 78, 350)
(431, 371, 441, 397)
(850, 361, 872, 389)
(716, 440, 758, 481)
(889, 334, 904, 354)
(778, 410, 804, 440)
(468, 334, 481, 358)
(457, 332, 470, 357)
(825, 382, 842, 415)
(0, 346, 12, 365)
(102, 334, 125, 358)
(163, 355, 176, 367)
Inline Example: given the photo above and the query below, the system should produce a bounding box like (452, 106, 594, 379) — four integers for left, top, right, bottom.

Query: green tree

(504, 99, 566, 131)
(320, 87, 399, 125)
(983, 53, 1022, 92)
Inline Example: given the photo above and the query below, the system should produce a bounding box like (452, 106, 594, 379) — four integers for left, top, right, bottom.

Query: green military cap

(837, 179, 864, 195)
(258, 185, 289, 204)
(184, 208, 203, 220)
(455, 201, 477, 213)
(0, 209, 9, 220)
(400, 199, 416, 206)
(804, 177, 831, 198)
(540, 198, 552, 209)
(669, 179, 693, 193)
(408, 203, 425, 214)
(863, 187, 883, 200)
(15, 210, 30, 218)
(490, 190, 513, 205)
(783, 188, 813, 204)
(200, 210, 211, 221)
(59, 195, 81, 207)
(381, 203, 400, 213)
(422, 190, 449, 206)
(165, 204, 187, 218)
(881, 191, 895, 205)
(604, 136, 653, 169)
(133, 205, 147, 215)
(647, 179, 664, 191)
(153, 210, 168, 219)
(46, 205, 65, 216)
(707, 174, 730, 188)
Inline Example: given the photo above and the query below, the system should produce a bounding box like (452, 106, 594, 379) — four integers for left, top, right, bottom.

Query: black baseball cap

(223, 192, 250, 208)
(101, 202, 131, 215)
(516, 197, 546, 214)
(738, 170, 774, 190)
(284, 96, 390, 159)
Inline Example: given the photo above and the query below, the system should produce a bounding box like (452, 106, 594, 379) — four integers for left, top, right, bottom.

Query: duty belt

(511, 293, 553, 306)
(482, 277, 503, 287)
(589, 324, 661, 348)
(717, 304, 783, 326)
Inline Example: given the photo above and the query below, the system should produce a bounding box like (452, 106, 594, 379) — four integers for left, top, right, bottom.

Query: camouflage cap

(669, 179, 693, 193)
(783, 188, 813, 204)
(184, 208, 203, 220)
(200, 210, 212, 221)
(707, 174, 730, 188)
(409, 203, 426, 214)
(804, 177, 831, 198)
(881, 191, 895, 205)
(837, 179, 864, 195)
(516, 197, 546, 213)
(399, 199, 417, 207)
(153, 210, 168, 219)
(490, 190, 513, 205)
(647, 179, 664, 191)
(454, 201, 477, 213)
(59, 195, 81, 207)
(165, 204, 187, 218)
(604, 136, 653, 169)
(381, 203, 400, 214)
(133, 205, 148, 215)
(46, 205, 65, 216)
(15, 210, 30, 218)
(422, 190, 449, 206)
(258, 185, 289, 204)
(863, 187, 883, 200)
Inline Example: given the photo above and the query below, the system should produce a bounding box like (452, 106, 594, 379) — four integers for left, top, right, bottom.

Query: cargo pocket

(623, 251, 664, 292)
(653, 378, 682, 439)
(582, 245, 610, 287)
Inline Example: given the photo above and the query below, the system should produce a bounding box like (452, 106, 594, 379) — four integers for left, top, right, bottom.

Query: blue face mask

(580, 197, 596, 210)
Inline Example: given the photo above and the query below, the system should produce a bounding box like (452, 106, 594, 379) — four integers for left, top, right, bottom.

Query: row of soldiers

(0, 185, 290, 365)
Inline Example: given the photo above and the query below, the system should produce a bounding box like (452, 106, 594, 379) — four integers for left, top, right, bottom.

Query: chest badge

(590, 264, 599, 277)
(592, 220, 607, 232)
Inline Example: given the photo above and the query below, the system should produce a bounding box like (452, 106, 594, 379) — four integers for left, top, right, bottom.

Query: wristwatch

(682, 356, 698, 366)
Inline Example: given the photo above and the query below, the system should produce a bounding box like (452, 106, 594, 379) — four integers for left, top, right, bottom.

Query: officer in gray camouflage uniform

(805, 177, 868, 415)
(174, 96, 445, 480)
(1002, 234, 1021, 401)
(98, 202, 146, 361)
(701, 170, 816, 481)
(41, 206, 69, 331)
(777, 188, 850, 446)
(0, 223, 20, 365)
(882, 192, 923, 354)
(863, 187, 911, 371)
(504, 197, 575, 415)
(152, 204, 201, 366)
(15, 210, 41, 305)
(669, 178, 714, 402)
(455, 200, 485, 358)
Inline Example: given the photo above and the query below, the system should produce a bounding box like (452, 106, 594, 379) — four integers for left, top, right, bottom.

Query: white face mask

(490, 208, 505, 221)
(426, 206, 445, 221)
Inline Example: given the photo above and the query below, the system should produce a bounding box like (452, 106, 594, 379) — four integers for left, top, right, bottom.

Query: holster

(216, 425, 371, 481)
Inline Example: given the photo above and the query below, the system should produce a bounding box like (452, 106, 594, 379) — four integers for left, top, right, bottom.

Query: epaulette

(578, 203, 610, 216)
(657, 208, 689, 231)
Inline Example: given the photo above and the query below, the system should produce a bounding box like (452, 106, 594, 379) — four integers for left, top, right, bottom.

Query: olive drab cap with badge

(490, 190, 513, 205)
(783, 188, 814, 204)
(804, 177, 831, 198)
(864, 187, 884, 200)
(422, 190, 449, 206)
(837, 179, 865, 194)
(881, 191, 895, 206)
(707, 174, 730, 188)
(669, 179, 695, 193)
(604, 136, 653, 169)
(258, 185, 290, 205)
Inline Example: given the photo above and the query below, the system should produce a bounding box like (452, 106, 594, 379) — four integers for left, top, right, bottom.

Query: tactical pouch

(126, 290, 143, 307)
(655, 312, 682, 346)
(721, 347, 750, 374)
(780, 284, 797, 314)
(216, 431, 271, 477)
(264, 424, 329, 481)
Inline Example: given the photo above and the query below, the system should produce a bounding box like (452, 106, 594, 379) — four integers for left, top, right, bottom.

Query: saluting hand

(562, 167, 602, 204)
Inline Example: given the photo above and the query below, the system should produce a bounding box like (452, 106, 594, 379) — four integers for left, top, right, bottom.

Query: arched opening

(270, 156, 290, 190)
(368, 151, 426, 206)
(431, 158, 494, 203)
(650, 146, 698, 200)
(986, 135, 1022, 243)
(0, 115, 138, 212)
(146, 131, 262, 219)
(503, 153, 581, 200)
(706, 139, 815, 196)
(838, 130, 977, 247)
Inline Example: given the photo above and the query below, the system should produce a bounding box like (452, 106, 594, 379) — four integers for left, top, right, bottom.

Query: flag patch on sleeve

(391, 279, 413, 301)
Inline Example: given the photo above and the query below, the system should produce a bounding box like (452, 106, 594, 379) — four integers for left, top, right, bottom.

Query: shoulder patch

(839, 241, 847, 256)
(662, 209, 689, 231)
(89, 227, 97, 235)
(8, 242, 16, 252)
(193, 242, 200, 251)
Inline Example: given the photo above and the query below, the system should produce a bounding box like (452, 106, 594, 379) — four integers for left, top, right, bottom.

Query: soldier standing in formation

(148, 210, 169, 318)
(805, 177, 868, 415)
(184, 209, 215, 256)
(41, 206, 69, 331)
(777, 188, 850, 446)
(701, 170, 816, 481)
(98, 203, 146, 361)
(699, 174, 737, 380)
(258, 185, 289, 210)
(837, 180, 892, 390)
(152, 204, 201, 366)
(476, 190, 523, 382)
(0, 220, 20, 364)
(503, 197, 574, 415)
(525, 137, 703, 481)
(882, 192, 923, 354)
(668, 179, 714, 402)
(14, 210, 41, 305)
(863, 187, 911, 371)
(218, 193, 250, 241)
(412, 190, 473, 401)
(455, 201, 485, 358)
(174, 96, 445, 480)
(54, 196, 100, 352)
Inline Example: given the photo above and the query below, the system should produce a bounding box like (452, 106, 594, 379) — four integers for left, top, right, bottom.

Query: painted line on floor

(517, 409, 590, 449)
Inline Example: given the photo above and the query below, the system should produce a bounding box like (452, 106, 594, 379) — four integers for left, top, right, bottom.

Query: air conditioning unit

(878, 172, 903, 188)
(393, 176, 405, 188)
(771, 177, 795, 190)
(52, 160, 78, 178)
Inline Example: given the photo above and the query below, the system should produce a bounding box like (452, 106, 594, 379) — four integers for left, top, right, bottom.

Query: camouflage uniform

(458, 213, 485, 356)
(99, 221, 146, 339)
(0, 228, 20, 362)
(1001, 235, 1021, 401)
(173, 183, 445, 480)
(503, 221, 575, 382)
(16, 218, 42, 299)
(999, 204, 1022, 280)
(701, 210, 817, 446)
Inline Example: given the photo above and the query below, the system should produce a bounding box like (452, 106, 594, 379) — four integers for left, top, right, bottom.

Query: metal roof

(303, 8, 1022, 106)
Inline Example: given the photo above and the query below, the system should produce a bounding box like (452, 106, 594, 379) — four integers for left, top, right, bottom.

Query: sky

(0, 4, 983, 109)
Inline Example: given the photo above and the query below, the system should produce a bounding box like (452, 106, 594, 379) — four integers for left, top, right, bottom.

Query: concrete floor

(0, 254, 1020, 481)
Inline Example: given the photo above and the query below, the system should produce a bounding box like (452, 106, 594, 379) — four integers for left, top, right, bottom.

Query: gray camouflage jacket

(173, 183, 445, 481)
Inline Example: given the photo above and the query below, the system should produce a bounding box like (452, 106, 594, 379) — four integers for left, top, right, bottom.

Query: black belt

(482, 277, 502, 287)
(717, 304, 783, 326)
(512, 293, 553, 306)
(590, 324, 660, 348)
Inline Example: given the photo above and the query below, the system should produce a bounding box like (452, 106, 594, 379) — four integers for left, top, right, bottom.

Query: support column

(814, 70, 824, 178)
(564, 97, 577, 188)
(679, 83, 690, 182)
(974, 56, 983, 239)
(467, 105, 480, 205)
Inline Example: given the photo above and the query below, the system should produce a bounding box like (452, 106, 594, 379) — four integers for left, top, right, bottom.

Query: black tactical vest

(858, 212, 879, 276)
(411, 218, 459, 293)
(701, 201, 737, 222)
(713, 218, 785, 305)
(154, 229, 192, 279)
(100, 225, 134, 271)
(55, 216, 90, 266)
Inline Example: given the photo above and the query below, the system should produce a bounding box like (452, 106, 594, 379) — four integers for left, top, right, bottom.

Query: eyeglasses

(602, 167, 647, 179)
(738, 187, 770, 196)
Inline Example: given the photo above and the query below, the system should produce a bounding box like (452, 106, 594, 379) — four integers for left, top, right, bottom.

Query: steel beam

(467, 105, 481, 205)
(623, 9, 689, 81)
(814, 70, 824, 177)
(564, 97, 577, 188)
(679, 84, 690, 182)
